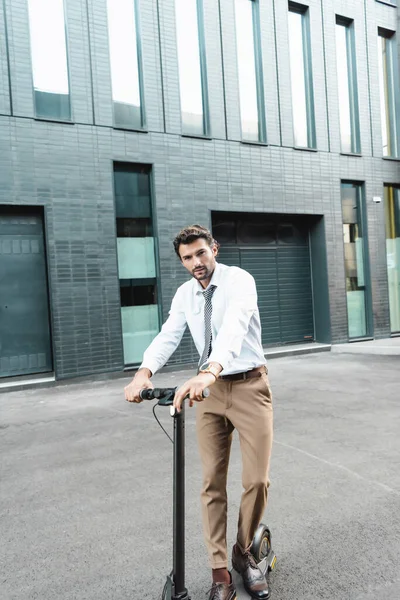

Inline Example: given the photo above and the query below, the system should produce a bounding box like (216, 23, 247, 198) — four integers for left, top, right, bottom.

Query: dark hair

(173, 224, 219, 257)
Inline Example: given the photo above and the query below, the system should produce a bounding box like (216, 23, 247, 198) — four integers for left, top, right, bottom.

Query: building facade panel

(4, 0, 35, 118)
(0, 0, 399, 381)
(65, 0, 94, 125)
(218, 0, 241, 141)
(157, 0, 181, 135)
(0, 1, 11, 115)
(202, 0, 226, 140)
(259, 0, 280, 146)
(86, 0, 113, 127)
(138, 0, 165, 133)
(272, 0, 294, 148)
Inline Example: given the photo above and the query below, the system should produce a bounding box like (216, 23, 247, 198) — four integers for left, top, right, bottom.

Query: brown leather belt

(219, 366, 267, 382)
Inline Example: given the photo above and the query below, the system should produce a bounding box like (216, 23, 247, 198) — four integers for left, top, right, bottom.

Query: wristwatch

(199, 362, 220, 380)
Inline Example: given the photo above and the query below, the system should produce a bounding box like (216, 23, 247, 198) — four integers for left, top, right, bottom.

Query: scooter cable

(152, 403, 173, 444)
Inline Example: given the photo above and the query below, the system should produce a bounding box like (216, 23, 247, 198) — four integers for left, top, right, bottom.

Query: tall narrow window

(384, 186, 400, 333)
(27, 0, 71, 120)
(234, 0, 266, 142)
(175, 0, 209, 135)
(377, 29, 400, 157)
(114, 164, 160, 365)
(107, 0, 145, 129)
(288, 4, 316, 148)
(335, 18, 360, 154)
(341, 182, 371, 339)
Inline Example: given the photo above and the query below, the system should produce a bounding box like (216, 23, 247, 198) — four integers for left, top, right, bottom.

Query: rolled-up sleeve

(208, 270, 257, 371)
(140, 289, 187, 375)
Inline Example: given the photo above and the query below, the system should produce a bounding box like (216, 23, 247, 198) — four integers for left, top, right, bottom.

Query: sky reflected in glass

(27, 0, 69, 94)
(175, 0, 204, 124)
(288, 11, 308, 147)
(107, 0, 140, 107)
(377, 36, 390, 156)
(235, 0, 259, 140)
(336, 24, 352, 153)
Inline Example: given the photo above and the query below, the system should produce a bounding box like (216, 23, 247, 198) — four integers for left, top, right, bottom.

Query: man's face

(178, 238, 218, 287)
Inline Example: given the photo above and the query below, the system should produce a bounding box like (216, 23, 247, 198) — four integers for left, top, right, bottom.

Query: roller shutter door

(218, 244, 314, 346)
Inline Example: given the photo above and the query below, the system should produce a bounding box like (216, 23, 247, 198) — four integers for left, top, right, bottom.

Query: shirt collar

(194, 261, 221, 295)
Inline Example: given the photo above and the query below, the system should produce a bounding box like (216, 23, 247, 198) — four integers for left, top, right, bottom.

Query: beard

(193, 266, 211, 280)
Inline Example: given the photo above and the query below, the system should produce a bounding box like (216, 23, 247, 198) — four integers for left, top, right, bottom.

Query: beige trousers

(195, 370, 273, 569)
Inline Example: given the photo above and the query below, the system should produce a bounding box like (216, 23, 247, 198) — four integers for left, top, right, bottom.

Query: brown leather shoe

(208, 582, 237, 600)
(232, 544, 270, 599)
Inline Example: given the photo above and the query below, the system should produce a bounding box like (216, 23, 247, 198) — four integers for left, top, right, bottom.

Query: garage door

(214, 215, 314, 346)
(0, 211, 53, 377)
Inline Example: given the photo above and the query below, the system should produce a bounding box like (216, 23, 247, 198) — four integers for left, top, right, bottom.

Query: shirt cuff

(208, 350, 231, 373)
(138, 360, 159, 377)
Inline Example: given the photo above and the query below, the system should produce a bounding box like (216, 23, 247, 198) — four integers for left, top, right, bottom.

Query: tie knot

(203, 285, 216, 300)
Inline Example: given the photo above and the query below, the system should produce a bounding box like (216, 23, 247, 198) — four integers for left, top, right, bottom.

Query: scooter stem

(172, 405, 190, 600)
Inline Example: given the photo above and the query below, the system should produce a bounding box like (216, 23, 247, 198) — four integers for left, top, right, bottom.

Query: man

(125, 225, 273, 600)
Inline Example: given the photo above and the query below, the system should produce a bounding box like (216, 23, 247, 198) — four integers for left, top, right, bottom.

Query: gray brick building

(0, 0, 399, 383)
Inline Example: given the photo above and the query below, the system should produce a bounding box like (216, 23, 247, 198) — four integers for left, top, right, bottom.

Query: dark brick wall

(0, 0, 399, 379)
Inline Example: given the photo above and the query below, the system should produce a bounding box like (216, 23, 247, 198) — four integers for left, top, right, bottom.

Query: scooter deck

(232, 551, 276, 599)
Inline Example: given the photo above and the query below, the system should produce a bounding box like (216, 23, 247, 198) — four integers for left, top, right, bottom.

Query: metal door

(0, 213, 53, 377)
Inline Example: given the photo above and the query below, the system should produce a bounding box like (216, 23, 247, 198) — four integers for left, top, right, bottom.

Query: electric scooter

(137, 387, 276, 600)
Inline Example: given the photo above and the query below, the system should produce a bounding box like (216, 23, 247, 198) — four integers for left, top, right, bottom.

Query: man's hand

(173, 372, 216, 413)
(124, 368, 153, 403)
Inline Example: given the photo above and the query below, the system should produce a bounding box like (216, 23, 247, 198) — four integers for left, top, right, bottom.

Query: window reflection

(107, 0, 143, 129)
(175, 0, 207, 135)
(335, 19, 360, 154)
(235, 0, 265, 142)
(377, 30, 399, 157)
(336, 24, 351, 152)
(288, 7, 315, 148)
(341, 183, 369, 338)
(384, 186, 400, 333)
(114, 164, 160, 365)
(377, 36, 390, 156)
(27, 0, 71, 120)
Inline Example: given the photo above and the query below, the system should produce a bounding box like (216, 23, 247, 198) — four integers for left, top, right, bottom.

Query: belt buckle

(241, 372, 247, 380)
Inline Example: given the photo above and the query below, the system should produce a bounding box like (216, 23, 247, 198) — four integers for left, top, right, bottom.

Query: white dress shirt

(140, 262, 266, 376)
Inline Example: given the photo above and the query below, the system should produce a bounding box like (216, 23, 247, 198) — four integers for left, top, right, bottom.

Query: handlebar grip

(139, 388, 156, 401)
(139, 387, 210, 401)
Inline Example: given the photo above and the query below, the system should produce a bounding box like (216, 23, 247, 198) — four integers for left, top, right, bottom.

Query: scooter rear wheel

(250, 524, 272, 563)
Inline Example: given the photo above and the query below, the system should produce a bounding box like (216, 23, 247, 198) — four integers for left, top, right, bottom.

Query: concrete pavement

(1, 352, 400, 600)
(331, 336, 400, 356)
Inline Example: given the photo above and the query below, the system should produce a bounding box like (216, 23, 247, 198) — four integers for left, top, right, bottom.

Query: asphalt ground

(1, 352, 400, 600)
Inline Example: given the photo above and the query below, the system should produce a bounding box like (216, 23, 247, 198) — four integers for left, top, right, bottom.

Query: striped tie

(199, 285, 217, 366)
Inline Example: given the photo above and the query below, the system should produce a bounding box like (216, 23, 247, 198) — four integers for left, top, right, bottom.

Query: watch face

(200, 362, 210, 371)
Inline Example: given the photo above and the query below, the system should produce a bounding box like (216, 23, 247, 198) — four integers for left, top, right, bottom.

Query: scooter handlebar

(139, 387, 210, 402)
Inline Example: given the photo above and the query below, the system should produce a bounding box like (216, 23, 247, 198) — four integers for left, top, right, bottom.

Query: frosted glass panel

(121, 305, 159, 364)
(117, 237, 156, 279)
(347, 291, 366, 338)
(386, 238, 400, 332)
